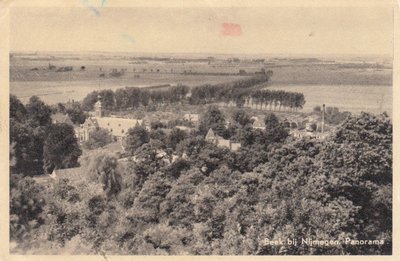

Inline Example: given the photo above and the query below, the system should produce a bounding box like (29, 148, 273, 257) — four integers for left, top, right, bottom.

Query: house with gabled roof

(75, 97, 142, 144)
(51, 113, 73, 125)
(205, 128, 241, 152)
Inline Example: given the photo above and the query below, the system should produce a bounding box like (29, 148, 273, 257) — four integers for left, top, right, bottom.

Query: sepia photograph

(2, 0, 397, 257)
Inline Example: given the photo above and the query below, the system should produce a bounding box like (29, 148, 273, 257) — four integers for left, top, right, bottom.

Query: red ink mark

(220, 23, 242, 36)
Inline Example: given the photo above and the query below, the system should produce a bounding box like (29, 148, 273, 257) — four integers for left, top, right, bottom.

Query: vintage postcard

(0, 0, 398, 259)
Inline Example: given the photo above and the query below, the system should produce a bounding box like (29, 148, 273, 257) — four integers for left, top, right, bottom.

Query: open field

(268, 64, 391, 86)
(10, 52, 392, 85)
(10, 52, 392, 115)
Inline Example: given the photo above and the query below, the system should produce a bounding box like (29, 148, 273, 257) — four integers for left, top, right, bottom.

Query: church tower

(94, 95, 103, 117)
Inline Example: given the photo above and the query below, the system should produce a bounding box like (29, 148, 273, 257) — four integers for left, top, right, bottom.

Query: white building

(251, 116, 265, 130)
(75, 98, 142, 144)
(183, 113, 199, 124)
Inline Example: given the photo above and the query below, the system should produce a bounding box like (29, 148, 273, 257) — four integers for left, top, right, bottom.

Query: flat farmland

(11, 57, 392, 85)
(10, 53, 392, 108)
(10, 57, 250, 104)
(268, 64, 391, 86)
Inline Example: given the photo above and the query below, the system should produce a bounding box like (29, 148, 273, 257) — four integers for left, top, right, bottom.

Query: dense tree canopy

(83, 128, 113, 150)
(65, 102, 88, 124)
(264, 112, 289, 143)
(82, 91, 99, 111)
(9, 93, 392, 255)
(83, 152, 123, 198)
(10, 177, 46, 243)
(43, 123, 82, 174)
(10, 121, 47, 175)
(25, 96, 52, 127)
(198, 106, 227, 137)
(231, 109, 253, 127)
(124, 126, 150, 155)
(10, 95, 27, 122)
(10, 96, 50, 175)
(167, 128, 188, 150)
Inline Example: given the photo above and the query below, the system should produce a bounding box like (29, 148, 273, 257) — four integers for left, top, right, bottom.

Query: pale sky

(10, 6, 393, 56)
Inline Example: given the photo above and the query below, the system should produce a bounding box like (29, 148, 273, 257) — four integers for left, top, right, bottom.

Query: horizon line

(10, 50, 392, 59)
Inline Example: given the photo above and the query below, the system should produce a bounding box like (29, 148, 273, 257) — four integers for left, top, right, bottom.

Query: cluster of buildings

(73, 99, 203, 148)
(36, 99, 331, 185)
(55, 97, 330, 154)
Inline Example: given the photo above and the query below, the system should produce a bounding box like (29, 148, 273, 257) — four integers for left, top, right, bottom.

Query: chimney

(322, 104, 325, 133)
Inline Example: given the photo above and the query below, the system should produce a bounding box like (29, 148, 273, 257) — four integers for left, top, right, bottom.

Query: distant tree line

(188, 73, 272, 105)
(82, 85, 190, 111)
(247, 89, 305, 112)
(81, 72, 305, 112)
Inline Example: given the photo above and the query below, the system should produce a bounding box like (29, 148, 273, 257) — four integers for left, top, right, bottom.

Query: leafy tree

(83, 128, 112, 150)
(264, 113, 288, 143)
(10, 177, 46, 243)
(99, 89, 115, 110)
(149, 129, 167, 144)
(169, 85, 189, 103)
(115, 88, 130, 109)
(82, 91, 99, 111)
(228, 110, 257, 146)
(124, 139, 170, 194)
(10, 95, 27, 122)
(131, 172, 172, 223)
(43, 123, 82, 173)
(231, 109, 253, 126)
(126, 87, 143, 108)
(10, 121, 47, 176)
(140, 90, 150, 106)
(325, 107, 351, 125)
(318, 113, 392, 254)
(42, 179, 83, 247)
(165, 158, 191, 179)
(162, 168, 204, 227)
(135, 223, 191, 254)
(199, 106, 227, 137)
(124, 126, 150, 155)
(167, 128, 187, 150)
(136, 140, 168, 166)
(234, 143, 270, 172)
(25, 96, 52, 127)
(84, 152, 123, 198)
(176, 136, 234, 175)
(65, 102, 87, 124)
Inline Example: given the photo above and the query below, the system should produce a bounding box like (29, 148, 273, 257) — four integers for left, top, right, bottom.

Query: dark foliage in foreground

(10, 96, 81, 176)
(10, 111, 392, 255)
